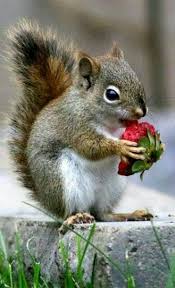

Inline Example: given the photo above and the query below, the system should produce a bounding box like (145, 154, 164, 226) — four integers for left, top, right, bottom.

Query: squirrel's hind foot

(102, 210, 153, 222)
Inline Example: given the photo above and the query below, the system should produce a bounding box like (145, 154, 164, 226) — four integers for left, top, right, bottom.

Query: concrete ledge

(0, 217, 175, 287)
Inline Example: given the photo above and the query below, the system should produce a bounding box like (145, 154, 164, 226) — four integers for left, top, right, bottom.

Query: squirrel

(7, 20, 151, 225)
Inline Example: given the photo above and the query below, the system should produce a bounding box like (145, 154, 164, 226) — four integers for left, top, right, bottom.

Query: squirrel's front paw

(59, 212, 95, 234)
(117, 139, 146, 160)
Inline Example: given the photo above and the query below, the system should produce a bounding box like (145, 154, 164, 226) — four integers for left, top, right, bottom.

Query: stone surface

(0, 216, 175, 287)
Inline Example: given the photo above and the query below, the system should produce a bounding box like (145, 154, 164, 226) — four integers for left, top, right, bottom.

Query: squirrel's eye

(104, 85, 120, 104)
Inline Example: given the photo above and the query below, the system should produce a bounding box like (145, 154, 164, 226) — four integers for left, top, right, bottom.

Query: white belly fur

(60, 148, 127, 216)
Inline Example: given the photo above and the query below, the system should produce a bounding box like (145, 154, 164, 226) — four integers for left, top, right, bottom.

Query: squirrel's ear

(109, 42, 124, 59)
(79, 57, 93, 77)
(78, 53, 100, 89)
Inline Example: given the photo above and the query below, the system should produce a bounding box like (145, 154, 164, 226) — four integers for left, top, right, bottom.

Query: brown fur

(8, 20, 75, 192)
(9, 58, 72, 191)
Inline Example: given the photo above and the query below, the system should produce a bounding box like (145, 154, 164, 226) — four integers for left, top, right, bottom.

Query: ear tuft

(110, 42, 124, 59)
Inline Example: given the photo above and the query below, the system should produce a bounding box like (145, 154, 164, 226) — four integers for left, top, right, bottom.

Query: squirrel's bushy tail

(8, 19, 75, 189)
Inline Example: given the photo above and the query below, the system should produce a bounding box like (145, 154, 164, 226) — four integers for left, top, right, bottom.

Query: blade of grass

(33, 262, 41, 288)
(0, 231, 16, 287)
(75, 234, 84, 285)
(151, 219, 175, 288)
(15, 232, 28, 288)
(71, 276, 81, 288)
(150, 219, 170, 270)
(76, 234, 82, 271)
(166, 255, 175, 288)
(127, 276, 136, 288)
(76, 224, 96, 281)
(40, 276, 51, 288)
(0, 231, 8, 260)
(26, 237, 36, 263)
(59, 240, 74, 288)
(125, 250, 136, 288)
(89, 252, 97, 288)
(8, 263, 13, 288)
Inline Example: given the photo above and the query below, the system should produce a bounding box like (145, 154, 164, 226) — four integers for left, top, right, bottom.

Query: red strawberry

(118, 121, 163, 178)
(121, 121, 156, 143)
(118, 161, 132, 176)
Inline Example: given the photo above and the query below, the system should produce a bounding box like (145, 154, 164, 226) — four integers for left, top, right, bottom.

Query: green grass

(0, 230, 53, 288)
(0, 217, 175, 288)
(166, 256, 175, 288)
(0, 223, 134, 288)
(59, 223, 97, 288)
(124, 250, 136, 288)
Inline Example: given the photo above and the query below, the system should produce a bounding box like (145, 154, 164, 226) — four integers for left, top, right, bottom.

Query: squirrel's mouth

(104, 118, 138, 132)
(119, 119, 138, 127)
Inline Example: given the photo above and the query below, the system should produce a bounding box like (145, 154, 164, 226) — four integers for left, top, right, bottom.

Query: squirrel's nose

(137, 97, 147, 117)
(134, 107, 146, 118)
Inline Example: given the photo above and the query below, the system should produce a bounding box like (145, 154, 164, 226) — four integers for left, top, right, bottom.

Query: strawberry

(118, 160, 133, 176)
(118, 121, 164, 179)
(121, 121, 156, 142)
